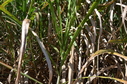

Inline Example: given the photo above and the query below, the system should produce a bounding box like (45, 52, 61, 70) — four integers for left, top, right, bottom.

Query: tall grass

(1, 0, 127, 84)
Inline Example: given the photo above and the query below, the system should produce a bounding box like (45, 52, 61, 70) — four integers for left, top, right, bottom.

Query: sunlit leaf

(90, 49, 127, 61)
(1, 0, 13, 7)
(109, 39, 127, 43)
(81, 76, 127, 84)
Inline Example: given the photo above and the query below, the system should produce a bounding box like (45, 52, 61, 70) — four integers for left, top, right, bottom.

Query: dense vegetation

(0, 0, 127, 84)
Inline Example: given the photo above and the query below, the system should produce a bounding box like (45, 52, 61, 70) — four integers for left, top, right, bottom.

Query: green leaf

(1, 0, 13, 7)
(64, 0, 101, 62)
(0, 5, 21, 25)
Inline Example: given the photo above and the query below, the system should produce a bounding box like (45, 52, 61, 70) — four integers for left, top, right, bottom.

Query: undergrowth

(0, 0, 127, 84)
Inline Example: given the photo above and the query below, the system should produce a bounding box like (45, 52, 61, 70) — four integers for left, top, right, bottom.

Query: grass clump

(0, 0, 127, 84)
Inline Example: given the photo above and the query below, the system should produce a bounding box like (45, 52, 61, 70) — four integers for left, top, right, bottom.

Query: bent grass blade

(15, 19, 30, 84)
(79, 49, 127, 76)
(31, 29, 53, 84)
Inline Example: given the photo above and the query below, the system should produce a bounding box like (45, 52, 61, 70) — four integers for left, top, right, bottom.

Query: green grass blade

(1, 0, 13, 7)
(64, 0, 101, 62)
(0, 5, 21, 25)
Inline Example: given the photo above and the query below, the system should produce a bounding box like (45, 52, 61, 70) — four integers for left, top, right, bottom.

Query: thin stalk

(56, 74, 61, 84)
(26, 0, 34, 18)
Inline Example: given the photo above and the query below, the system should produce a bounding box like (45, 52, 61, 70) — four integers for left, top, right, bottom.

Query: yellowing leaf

(89, 49, 127, 61)
(109, 39, 127, 43)
(1, 0, 13, 7)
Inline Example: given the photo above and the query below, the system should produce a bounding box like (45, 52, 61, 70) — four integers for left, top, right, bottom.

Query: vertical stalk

(56, 75, 60, 84)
